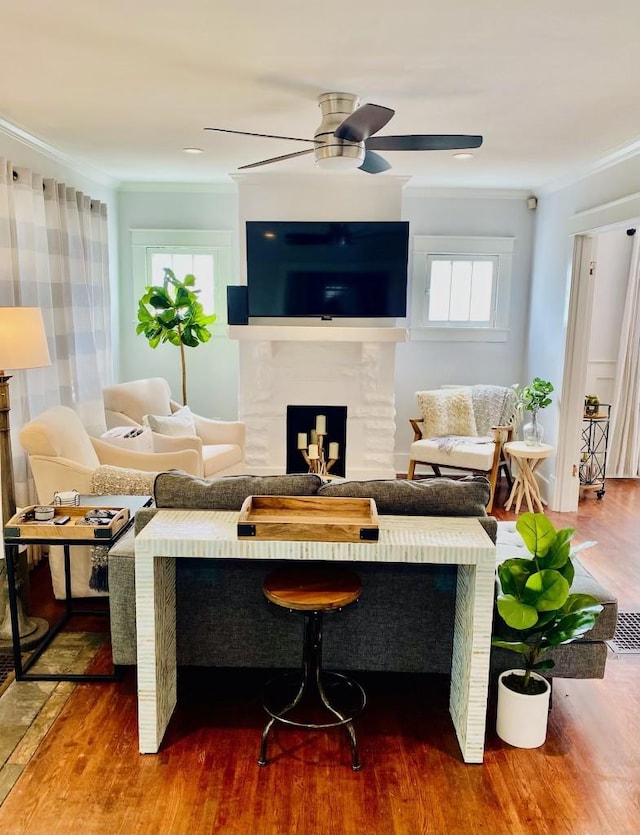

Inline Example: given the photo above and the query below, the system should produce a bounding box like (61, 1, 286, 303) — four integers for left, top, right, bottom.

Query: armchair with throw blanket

(407, 385, 519, 512)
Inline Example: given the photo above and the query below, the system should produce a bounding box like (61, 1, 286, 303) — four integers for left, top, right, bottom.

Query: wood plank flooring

(0, 479, 638, 835)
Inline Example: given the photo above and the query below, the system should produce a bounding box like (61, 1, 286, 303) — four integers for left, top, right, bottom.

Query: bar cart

(579, 404, 611, 499)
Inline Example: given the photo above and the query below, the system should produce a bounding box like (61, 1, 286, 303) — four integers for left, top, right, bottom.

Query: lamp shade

(0, 307, 51, 371)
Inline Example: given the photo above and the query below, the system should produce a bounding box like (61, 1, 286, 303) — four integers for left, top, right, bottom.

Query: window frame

(410, 235, 514, 342)
(130, 229, 233, 334)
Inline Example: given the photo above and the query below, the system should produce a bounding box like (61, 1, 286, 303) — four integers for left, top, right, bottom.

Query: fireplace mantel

(228, 325, 407, 343)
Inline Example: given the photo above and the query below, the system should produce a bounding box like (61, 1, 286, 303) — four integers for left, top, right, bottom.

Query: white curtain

(609, 232, 640, 477)
(0, 158, 112, 510)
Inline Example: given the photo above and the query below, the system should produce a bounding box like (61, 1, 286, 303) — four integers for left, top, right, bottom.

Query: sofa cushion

(153, 471, 323, 510)
(318, 476, 491, 516)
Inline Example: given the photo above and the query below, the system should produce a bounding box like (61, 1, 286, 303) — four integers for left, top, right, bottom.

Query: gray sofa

(108, 472, 618, 682)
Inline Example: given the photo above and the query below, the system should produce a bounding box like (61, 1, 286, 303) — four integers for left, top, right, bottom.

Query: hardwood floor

(0, 479, 638, 835)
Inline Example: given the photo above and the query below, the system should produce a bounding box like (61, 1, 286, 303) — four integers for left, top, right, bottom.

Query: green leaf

(522, 569, 570, 611)
(497, 558, 534, 597)
(497, 594, 539, 629)
(183, 273, 197, 287)
(516, 513, 556, 557)
(545, 609, 602, 646)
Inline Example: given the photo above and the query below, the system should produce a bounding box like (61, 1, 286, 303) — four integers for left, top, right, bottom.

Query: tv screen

(246, 221, 409, 318)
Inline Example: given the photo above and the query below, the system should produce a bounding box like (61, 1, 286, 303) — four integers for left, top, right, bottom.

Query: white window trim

(410, 235, 514, 342)
(130, 228, 233, 334)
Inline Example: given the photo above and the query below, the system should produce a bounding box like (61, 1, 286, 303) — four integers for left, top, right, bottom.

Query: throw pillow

(416, 388, 477, 438)
(90, 464, 157, 496)
(143, 404, 196, 437)
(153, 471, 324, 510)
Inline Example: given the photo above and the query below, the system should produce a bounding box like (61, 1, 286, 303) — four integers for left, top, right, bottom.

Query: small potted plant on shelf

(136, 268, 216, 406)
(492, 512, 602, 748)
(516, 377, 554, 445)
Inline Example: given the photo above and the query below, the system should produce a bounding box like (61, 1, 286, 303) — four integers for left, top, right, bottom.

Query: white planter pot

(496, 669, 551, 748)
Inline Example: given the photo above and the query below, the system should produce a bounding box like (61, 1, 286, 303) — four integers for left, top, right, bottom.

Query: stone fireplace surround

(229, 325, 407, 480)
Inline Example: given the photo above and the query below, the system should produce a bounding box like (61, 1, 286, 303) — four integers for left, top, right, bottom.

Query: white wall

(525, 154, 640, 508)
(586, 227, 634, 405)
(395, 189, 534, 471)
(116, 184, 240, 420)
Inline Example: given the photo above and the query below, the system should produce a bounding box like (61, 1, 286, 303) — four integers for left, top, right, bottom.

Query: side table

(504, 441, 553, 514)
(3, 494, 152, 682)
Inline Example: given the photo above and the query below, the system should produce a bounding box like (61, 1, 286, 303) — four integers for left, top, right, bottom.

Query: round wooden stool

(258, 564, 366, 771)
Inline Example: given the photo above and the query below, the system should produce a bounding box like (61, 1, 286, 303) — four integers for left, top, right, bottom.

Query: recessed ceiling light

(183, 147, 204, 154)
(453, 152, 474, 160)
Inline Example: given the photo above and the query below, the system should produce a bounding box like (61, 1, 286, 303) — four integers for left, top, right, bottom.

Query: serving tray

(237, 495, 379, 542)
(4, 505, 131, 541)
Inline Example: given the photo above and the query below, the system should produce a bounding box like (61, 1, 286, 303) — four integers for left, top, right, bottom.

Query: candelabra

(297, 414, 340, 478)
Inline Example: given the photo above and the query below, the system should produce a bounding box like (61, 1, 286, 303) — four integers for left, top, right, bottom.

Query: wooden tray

(237, 495, 379, 542)
(4, 505, 130, 541)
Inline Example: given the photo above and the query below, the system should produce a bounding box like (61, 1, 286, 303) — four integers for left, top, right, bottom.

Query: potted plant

(516, 377, 554, 445)
(492, 512, 602, 748)
(136, 268, 216, 405)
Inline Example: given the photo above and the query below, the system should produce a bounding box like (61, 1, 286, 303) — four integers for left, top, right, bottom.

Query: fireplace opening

(286, 405, 347, 478)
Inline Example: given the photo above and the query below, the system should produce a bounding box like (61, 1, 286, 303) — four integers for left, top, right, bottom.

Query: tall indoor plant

(492, 512, 602, 747)
(517, 377, 554, 445)
(136, 268, 216, 405)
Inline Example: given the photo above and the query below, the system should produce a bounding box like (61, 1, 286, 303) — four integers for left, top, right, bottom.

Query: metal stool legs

(258, 610, 365, 771)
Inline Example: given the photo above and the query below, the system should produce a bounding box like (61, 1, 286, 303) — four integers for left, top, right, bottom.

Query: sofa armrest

(150, 432, 203, 456)
(91, 438, 203, 476)
(193, 415, 246, 447)
(25, 456, 95, 501)
(409, 418, 424, 441)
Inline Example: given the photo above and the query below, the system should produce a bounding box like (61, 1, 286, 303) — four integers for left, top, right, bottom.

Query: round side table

(504, 441, 553, 513)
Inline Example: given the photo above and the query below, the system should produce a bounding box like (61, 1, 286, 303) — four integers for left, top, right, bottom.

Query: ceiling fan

(204, 92, 482, 174)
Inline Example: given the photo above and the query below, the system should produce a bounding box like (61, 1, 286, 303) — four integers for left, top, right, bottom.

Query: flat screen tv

(246, 220, 409, 318)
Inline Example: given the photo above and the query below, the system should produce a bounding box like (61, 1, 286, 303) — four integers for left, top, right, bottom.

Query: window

(411, 235, 514, 341)
(131, 229, 233, 332)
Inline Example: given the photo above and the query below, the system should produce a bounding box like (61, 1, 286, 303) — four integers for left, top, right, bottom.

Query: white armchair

(407, 385, 518, 512)
(102, 378, 245, 479)
(18, 405, 201, 598)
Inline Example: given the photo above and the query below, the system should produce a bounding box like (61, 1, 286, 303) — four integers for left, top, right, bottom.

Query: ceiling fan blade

(334, 103, 395, 143)
(366, 135, 483, 152)
(358, 150, 392, 175)
(204, 127, 316, 144)
(237, 148, 316, 170)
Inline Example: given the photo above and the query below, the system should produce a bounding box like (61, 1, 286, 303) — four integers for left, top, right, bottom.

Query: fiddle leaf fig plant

(492, 512, 603, 694)
(136, 268, 216, 405)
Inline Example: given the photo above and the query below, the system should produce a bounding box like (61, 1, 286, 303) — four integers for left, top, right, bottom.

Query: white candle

(316, 415, 326, 435)
(310, 429, 318, 445)
(308, 443, 319, 459)
(297, 432, 307, 449)
(329, 442, 339, 459)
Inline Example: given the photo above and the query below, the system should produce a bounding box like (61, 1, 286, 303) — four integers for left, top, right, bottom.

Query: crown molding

(0, 115, 118, 188)
(118, 180, 237, 193)
(402, 186, 531, 200)
(538, 138, 640, 196)
(230, 171, 411, 189)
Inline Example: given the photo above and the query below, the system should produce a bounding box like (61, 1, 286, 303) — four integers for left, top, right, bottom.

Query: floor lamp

(0, 307, 51, 648)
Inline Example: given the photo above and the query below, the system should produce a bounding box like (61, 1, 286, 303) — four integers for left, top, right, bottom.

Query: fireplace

(286, 405, 347, 478)
(230, 325, 407, 479)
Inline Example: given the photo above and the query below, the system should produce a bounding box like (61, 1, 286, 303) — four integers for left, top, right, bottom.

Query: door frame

(553, 192, 640, 512)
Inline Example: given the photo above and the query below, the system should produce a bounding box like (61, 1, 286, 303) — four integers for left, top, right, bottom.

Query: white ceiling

(2, 0, 639, 189)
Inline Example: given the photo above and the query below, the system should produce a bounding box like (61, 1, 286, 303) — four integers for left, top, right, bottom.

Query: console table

(134, 510, 496, 763)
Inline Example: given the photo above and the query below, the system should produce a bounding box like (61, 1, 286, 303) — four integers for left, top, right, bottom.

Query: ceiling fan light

(314, 154, 362, 171)
(453, 152, 474, 160)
